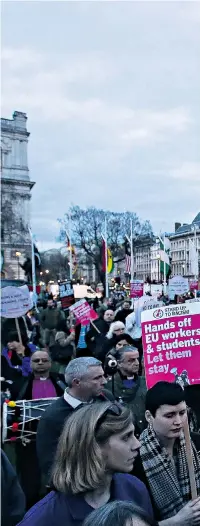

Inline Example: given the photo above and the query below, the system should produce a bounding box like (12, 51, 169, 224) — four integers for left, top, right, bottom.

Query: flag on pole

(34, 244, 41, 270)
(189, 239, 198, 276)
(159, 238, 171, 277)
(66, 236, 77, 274)
(102, 240, 113, 273)
(124, 239, 131, 274)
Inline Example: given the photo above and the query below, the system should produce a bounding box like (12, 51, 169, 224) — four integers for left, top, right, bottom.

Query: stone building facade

(1, 111, 34, 279)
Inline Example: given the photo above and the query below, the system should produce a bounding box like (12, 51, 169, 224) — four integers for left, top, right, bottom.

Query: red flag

(102, 239, 106, 272)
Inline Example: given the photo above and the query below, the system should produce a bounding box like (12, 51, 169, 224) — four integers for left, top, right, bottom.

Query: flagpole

(28, 227, 37, 306)
(163, 234, 167, 294)
(105, 216, 109, 298)
(130, 219, 134, 282)
(69, 213, 73, 281)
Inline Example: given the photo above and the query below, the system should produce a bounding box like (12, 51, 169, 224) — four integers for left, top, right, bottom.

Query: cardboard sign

(59, 281, 75, 310)
(141, 303, 200, 389)
(168, 275, 189, 299)
(1, 285, 33, 319)
(135, 296, 163, 328)
(69, 299, 98, 326)
(130, 280, 144, 299)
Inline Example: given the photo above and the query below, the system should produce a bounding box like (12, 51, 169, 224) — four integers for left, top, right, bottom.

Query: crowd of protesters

(1, 289, 200, 526)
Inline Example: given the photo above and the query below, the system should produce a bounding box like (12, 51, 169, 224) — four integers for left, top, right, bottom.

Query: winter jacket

(106, 373, 147, 435)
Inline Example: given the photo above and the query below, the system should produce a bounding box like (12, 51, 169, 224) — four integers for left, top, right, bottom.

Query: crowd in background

(1, 289, 200, 526)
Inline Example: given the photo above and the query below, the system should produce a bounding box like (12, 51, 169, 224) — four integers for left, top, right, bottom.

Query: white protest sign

(186, 298, 200, 304)
(168, 275, 189, 299)
(1, 286, 33, 318)
(135, 295, 163, 327)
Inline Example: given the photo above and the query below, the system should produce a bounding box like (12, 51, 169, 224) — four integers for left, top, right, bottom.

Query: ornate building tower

(1, 111, 35, 279)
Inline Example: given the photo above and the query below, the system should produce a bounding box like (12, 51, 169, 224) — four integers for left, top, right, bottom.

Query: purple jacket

(2, 344, 36, 377)
(17, 473, 153, 526)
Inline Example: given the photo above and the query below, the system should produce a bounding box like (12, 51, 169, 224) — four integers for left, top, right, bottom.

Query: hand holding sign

(69, 299, 98, 326)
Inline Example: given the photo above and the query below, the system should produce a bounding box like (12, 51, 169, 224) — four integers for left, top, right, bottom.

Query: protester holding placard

(2, 331, 37, 380)
(133, 382, 200, 524)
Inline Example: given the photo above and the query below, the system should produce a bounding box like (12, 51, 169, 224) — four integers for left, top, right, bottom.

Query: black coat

(85, 319, 110, 355)
(1, 449, 26, 526)
(36, 389, 114, 484)
(16, 373, 66, 401)
(115, 309, 133, 324)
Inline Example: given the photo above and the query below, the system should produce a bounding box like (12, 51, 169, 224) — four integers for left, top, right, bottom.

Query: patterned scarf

(139, 425, 200, 520)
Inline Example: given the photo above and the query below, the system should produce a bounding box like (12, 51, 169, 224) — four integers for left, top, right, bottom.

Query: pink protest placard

(190, 280, 198, 292)
(69, 299, 98, 326)
(130, 280, 144, 299)
(141, 303, 200, 389)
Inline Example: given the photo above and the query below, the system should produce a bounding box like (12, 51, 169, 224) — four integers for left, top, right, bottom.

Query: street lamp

(16, 251, 21, 279)
(45, 269, 49, 274)
(182, 264, 185, 276)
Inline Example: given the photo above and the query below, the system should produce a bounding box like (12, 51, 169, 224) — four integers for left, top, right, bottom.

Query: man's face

(104, 310, 114, 323)
(31, 351, 52, 376)
(150, 402, 187, 440)
(123, 302, 130, 310)
(47, 299, 54, 308)
(118, 350, 139, 377)
(78, 366, 107, 400)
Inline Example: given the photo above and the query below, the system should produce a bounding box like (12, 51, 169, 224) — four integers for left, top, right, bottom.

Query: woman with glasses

(18, 402, 153, 526)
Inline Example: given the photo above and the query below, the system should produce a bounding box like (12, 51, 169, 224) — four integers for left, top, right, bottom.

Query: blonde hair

(106, 321, 125, 339)
(52, 402, 132, 494)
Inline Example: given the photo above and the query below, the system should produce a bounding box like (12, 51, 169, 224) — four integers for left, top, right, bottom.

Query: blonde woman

(18, 402, 153, 526)
(106, 321, 125, 339)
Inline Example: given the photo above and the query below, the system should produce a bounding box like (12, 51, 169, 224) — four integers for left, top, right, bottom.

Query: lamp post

(156, 254, 161, 283)
(16, 251, 21, 279)
(182, 264, 185, 276)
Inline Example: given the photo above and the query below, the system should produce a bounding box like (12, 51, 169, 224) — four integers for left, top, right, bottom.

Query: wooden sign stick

(15, 318, 23, 346)
(183, 416, 198, 500)
(91, 320, 101, 334)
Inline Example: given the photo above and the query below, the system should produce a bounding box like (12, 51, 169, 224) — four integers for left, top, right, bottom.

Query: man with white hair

(36, 357, 114, 484)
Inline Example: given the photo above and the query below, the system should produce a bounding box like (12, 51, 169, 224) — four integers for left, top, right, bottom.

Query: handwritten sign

(168, 275, 189, 299)
(134, 295, 163, 328)
(69, 299, 98, 326)
(1, 286, 33, 318)
(141, 303, 200, 389)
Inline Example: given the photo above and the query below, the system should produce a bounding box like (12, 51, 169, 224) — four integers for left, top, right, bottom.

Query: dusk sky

(2, 1, 200, 250)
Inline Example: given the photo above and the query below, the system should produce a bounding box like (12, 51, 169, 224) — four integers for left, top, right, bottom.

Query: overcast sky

(2, 1, 200, 250)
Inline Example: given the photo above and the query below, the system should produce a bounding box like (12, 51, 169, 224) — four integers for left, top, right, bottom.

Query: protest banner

(59, 280, 75, 310)
(141, 302, 200, 389)
(168, 275, 189, 299)
(190, 280, 198, 292)
(130, 280, 144, 299)
(69, 299, 98, 326)
(185, 298, 200, 304)
(1, 285, 33, 319)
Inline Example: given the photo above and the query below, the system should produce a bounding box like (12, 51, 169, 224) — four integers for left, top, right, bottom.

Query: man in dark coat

(36, 356, 114, 485)
(115, 300, 133, 324)
(106, 345, 147, 436)
(85, 309, 115, 355)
